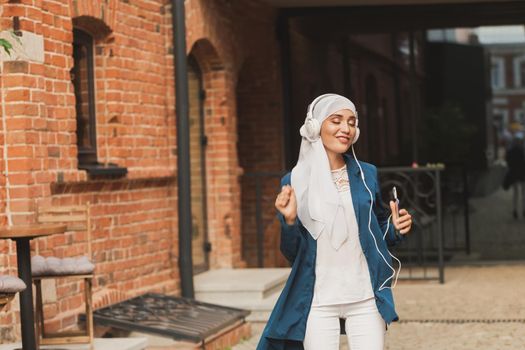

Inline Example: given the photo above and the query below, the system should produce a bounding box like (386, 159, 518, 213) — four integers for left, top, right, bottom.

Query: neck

(325, 150, 346, 170)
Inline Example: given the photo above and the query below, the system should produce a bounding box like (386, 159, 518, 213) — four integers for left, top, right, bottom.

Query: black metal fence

(244, 163, 470, 284)
(377, 165, 445, 283)
(439, 163, 471, 255)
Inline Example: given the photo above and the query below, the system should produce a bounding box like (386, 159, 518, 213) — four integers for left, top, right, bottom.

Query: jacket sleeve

(371, 166, 405, 247)
(278, 173, 303, 264)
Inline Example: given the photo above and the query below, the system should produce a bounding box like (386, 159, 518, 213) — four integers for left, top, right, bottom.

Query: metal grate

(92, 293, 250, 343)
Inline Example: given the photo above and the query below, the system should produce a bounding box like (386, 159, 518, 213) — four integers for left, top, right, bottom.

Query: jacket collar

(343, 153, 361, 177)
(342, 152, 362, 226)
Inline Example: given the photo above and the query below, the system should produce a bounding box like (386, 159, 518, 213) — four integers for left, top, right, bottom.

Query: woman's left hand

(389, 201, 412, 235)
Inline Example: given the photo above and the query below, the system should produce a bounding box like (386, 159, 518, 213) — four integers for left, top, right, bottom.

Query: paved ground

(235, 188, 525, 349)
(385, 264, 525, 350)
(236, 265, 525, 350)
(468, 188, 525, 260)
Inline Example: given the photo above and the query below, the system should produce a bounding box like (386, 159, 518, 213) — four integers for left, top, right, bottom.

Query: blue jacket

(257, 154, 404, 350)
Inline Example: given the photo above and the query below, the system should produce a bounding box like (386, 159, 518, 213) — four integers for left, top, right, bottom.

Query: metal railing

(439, 163, 470, 255)
(244, 163, 469, 284)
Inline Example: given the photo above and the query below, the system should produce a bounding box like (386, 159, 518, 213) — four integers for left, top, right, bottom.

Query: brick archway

(68, 0, 118, 33)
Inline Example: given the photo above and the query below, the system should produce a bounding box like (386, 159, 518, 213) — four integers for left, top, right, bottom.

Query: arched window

(72, 28, 97, 165)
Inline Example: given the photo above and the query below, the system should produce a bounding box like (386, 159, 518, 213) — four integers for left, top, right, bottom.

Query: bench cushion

(0, 275, 26, 293)
(31, 255, 95, 277)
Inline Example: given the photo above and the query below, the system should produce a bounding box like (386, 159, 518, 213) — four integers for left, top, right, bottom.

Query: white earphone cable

(351, 145, 402, 290)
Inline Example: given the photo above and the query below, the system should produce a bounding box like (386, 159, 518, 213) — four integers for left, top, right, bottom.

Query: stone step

(194, 268, 290, 301)
(194, 268, 290, 323)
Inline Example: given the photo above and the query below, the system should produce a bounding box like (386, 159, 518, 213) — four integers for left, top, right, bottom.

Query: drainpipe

(171, 0, 194, 298)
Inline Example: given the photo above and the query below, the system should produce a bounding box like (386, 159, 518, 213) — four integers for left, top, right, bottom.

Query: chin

(340, 146, 351, 154)
(326, 143, 350, 155)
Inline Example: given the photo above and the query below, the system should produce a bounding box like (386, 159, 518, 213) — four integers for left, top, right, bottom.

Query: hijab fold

(291, 94, 357, 250)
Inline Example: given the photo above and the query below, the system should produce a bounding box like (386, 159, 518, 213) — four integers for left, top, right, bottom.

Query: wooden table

(0, 223, 67, 350)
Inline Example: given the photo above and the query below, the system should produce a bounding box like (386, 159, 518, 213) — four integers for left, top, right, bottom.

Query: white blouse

(311, 164, 374, 306)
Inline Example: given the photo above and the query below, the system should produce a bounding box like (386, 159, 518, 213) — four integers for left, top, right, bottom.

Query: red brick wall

(0, 0, 178, 339)
(0, 0, 284, 341)
(185, 0, 285, 268)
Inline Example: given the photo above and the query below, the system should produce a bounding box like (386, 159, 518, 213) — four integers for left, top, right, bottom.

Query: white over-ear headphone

(352, 118, 360, 144)
(305, 94, 360, 144)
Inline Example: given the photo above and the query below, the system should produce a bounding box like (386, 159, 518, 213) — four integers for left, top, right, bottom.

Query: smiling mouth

(337, 136, 350, 143)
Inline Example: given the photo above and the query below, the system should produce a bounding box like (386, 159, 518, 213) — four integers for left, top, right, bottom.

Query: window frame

(491, 56, 505, 90)
(513, 55, 525, 88)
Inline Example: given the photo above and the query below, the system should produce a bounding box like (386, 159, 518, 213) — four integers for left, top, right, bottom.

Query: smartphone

(392, 186, 400, 216)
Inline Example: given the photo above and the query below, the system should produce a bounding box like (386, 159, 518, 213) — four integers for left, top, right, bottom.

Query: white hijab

(291, 94, 358, 250)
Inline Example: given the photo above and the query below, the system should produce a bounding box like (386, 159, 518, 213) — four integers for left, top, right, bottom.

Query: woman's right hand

(275, 185, 297, 225)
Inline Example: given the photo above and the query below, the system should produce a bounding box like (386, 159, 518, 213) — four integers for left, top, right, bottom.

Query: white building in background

(476, 26, 525, 152)
(427, 28, 476, 44)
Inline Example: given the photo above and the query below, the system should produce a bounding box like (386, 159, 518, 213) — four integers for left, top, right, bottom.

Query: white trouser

(303, 298, 386, 350)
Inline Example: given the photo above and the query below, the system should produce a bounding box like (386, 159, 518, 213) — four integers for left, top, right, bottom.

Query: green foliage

(0, 38, 13, 55)
(420, 102, 477, 164)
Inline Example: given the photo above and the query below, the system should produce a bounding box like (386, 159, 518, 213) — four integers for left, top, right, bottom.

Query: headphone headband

(306, 93, 339, 119)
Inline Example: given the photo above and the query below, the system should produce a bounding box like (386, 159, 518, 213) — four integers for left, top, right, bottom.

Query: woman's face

(320, 109, 357, 155)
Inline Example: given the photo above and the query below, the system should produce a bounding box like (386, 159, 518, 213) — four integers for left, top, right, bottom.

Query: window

(492, 108, 508, 133)
(491, 57, 505, 89)
(515, 109, 525, 124)
(514, 55, 525, 88)
(72, 28, 97, 165)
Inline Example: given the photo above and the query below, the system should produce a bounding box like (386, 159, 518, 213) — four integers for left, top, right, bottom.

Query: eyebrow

(330, 114, 356, 119)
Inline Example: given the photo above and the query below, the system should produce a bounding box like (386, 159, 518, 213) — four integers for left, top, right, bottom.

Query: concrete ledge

(0, 338, 147, 350)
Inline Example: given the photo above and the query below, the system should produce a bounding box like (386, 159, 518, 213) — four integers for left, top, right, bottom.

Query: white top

(311, 165, 374, 306)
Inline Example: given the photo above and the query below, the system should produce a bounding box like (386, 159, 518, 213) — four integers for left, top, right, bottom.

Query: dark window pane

(73, 29, 97, 164)
(521, 62, 525, 87)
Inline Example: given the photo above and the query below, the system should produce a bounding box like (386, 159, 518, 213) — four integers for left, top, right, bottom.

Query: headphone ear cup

(304, 117, 320, 139)
(312, 118, 320, 135)
(352, 127, 360, 144)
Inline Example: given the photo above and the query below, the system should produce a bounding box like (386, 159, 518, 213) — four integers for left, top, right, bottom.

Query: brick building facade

(0, 0, 457, 343)
(0, 0, 283, 341)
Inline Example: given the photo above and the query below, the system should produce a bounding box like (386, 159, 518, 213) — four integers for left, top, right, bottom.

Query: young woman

(257, 94, 412, 350)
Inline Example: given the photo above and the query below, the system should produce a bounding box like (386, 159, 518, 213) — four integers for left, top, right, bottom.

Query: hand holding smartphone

(392, 186, 400, 217)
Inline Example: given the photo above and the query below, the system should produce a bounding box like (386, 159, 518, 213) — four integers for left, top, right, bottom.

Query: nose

(340, 121, 350, 133)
